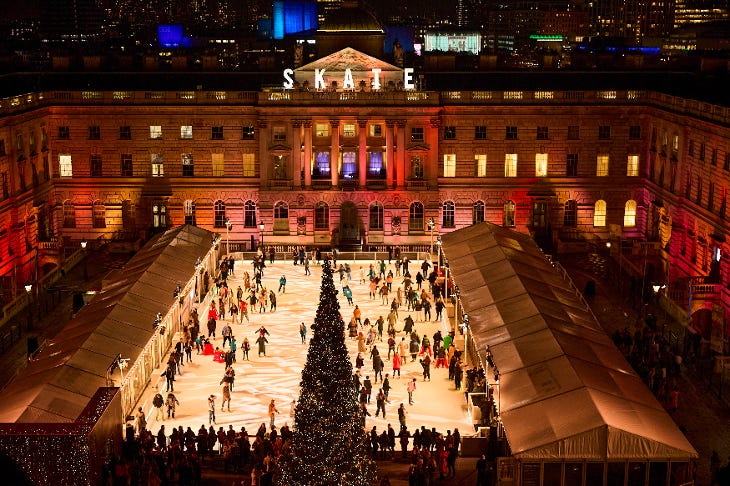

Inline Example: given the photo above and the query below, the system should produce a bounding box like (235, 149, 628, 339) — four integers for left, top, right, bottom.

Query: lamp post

(427, 217, 435, 258)
(80, 239, 88, 280)
(225, 218, 233, 256)
(24, 283, 33, 330)
(258, 221, 265, 250)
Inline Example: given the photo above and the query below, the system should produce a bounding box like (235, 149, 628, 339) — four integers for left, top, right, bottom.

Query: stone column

(303, 120, 312, 188)
(330, 119, 340, 187)
(292, 120, 302, 188)
(358, 119, 368, 188)
(386, 120, 395, 187)
(396, 120, 406, 188)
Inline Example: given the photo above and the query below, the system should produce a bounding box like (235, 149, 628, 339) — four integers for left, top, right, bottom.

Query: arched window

(315, 202, 329, 230)
(409, 202, 424, 231)
(214, 200, 226, 228)
(624, 200, 637, 227)
(244, 200, 257, 228)
(152, 203, 167, 228)
(184, 200, 196, 226)
(594, 200, 607, 227)
(369, 202, 384, 230)
(473, 201, 485, 224)
(92, 200, 106, 228)
(63, 200, 75, 228)
(503, 200, 515, 227)
(442, 201, 455, 228)
(563, 200, 577, 227)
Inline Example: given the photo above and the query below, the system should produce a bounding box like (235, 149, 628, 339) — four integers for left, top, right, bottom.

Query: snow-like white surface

(140, 259, 472, 438)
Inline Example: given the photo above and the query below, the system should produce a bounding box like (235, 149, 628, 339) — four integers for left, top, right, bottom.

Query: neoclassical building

(0, 45, 729, 347)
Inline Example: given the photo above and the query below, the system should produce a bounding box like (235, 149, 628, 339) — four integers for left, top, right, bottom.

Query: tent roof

(0, 225, 215, 424)
(442, 223, 697, 460)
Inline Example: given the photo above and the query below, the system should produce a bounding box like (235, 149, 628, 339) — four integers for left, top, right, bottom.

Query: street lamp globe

(24, 283, 32, 294)
(258, 221, 265, 248)
(80, 239, 87, 249)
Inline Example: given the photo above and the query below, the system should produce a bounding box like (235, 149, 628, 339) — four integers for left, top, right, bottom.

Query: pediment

(296, 47, 401, 74)
(407, 143, 431, 151)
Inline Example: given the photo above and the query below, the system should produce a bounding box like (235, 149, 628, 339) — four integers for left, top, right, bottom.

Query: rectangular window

(475, 154, 487, 177)
(121, 154, 133, 176)
(567, 125, 579, 140)
(368, 152, 383, 176)
(182, 154, 194, 176)
(211, 126, 223, 140)
(119, 126, 131, 140)
(688, 140, 695, 157)
(242, 153, 255, 177)
(535, 153, 548, 177)
(474, 126, 487, 140)
(149, 125, 162, 139)
(629, 125, 641, 140)
(58, 126, 70, 139)
(712, 148, 718, 166)
(88, 126, 100, 140)
(59, 154, 72, 177)
(242, 125, 255, 140)
(151, 153, 163, 176)
(443, 126, 456, 140)
(212, 153, 224, 176)
(672, 135, 679, 155)
(370, 124, 382, 137)
(410, 127, 424, 142)
(505, 154, 517, 177)
(28, 132, 36, 153)
(90, 155, 103, 176)
(699, 143, 706, 161)
(597, 154, 609, 176)
(180, 125, 193, 139)
(627, 155, 639, 176)
(443, 154, 456, 177)
(567, 153, 578, 176)
(598, 125, 611, 140)
(536, 126, 549, 140)
(273, 126, 286, 141)
(506, 126, 518, 140)
(315, 123, 329, 137)
(343, 123, 356, 137)
(16, 134, 23, 158)
(342, 152, 357, 179)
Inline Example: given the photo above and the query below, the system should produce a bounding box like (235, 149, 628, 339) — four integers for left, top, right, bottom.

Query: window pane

(444, 154, 456, 177)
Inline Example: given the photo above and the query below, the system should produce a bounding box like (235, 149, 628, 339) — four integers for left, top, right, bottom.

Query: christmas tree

(274, 259, 376, 486)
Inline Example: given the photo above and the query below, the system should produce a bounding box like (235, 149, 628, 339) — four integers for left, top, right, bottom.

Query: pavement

(1, 247, 729, 485)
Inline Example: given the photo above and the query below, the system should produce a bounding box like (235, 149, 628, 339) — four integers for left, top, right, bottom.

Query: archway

(339, 201, 362, 250)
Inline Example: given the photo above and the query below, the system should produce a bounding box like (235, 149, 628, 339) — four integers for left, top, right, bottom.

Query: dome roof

(318, 2, 384, 33)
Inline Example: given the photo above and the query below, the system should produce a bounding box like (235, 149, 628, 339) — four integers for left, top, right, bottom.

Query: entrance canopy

(0, 225, 216, 424)
(442, 223, 697, 461)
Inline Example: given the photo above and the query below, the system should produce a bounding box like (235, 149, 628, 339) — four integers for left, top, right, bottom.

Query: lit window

(370, 124, 382, 137)
(475, 154, 487, 177)
(152, 203, 167, 228)
(343, 124, 356, 137)
(342, 152, 357, 179)
(59, 154, 73, 177)
(627, 155, 639, 176)
(181, 125, 193, 139)
(151, 153, 164, 177)
(594, 200, 606, 227)
(368, 152, 383, 176)
(596, 155, 609, 177)
(315, 152, 331, 176)
(315, 123, 329, 137)
(505, 154, 517, 177)
(242, 153, 255, 177)
(182, 154, 194, 176)
(624, 200, 636, 227)
(409, 202, 424, 231)
(535, 153, 548, 177)
(443, 154, 456, 177)
(212, 153, 224, 176)
(150, 125, 162, 139)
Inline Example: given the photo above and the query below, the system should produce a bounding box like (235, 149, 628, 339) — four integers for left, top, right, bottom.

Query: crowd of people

(104, 247, 476, 485)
